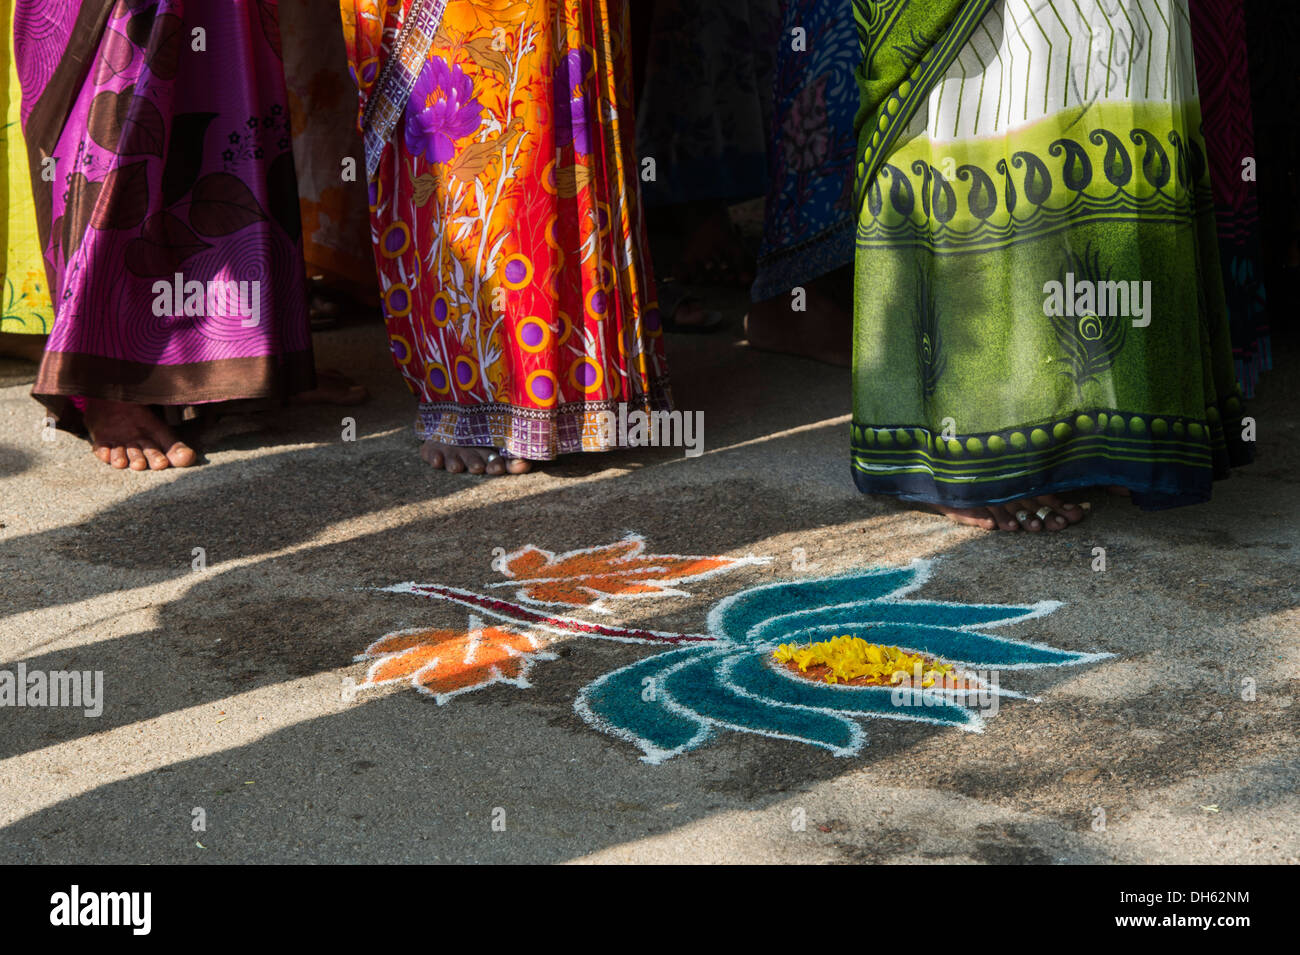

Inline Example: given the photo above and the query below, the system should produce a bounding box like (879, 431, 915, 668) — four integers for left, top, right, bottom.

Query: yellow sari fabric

(0, 0, 53, 336)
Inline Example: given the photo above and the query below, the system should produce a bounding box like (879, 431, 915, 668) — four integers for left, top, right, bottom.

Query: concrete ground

(0, 299, 1296, 865)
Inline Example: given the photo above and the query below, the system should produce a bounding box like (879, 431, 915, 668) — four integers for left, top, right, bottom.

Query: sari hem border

(415, 379, 675, 460)
(33, 349, 317, 407)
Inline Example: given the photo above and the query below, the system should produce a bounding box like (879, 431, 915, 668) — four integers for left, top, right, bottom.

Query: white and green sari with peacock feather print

(849, 0, 1252, 509)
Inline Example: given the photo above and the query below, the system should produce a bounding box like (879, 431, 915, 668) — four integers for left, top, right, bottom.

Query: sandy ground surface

(0, 304, 1296, 865)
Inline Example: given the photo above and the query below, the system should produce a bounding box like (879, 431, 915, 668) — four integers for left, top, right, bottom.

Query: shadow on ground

(1, 326, 1297, 863)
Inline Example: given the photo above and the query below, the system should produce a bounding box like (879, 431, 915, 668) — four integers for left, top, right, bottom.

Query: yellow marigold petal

(772, 635, 953, 686)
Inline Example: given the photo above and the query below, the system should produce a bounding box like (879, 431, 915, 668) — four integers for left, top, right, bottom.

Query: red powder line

(399, 583, 716, 645)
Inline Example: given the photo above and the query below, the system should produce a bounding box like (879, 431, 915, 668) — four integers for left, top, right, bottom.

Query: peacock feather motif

(1048, 244, 1128, 399)
(914, 268, 946, 399)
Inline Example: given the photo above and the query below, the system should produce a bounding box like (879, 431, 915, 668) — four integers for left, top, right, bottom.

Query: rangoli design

(356, 535, 1111, 762)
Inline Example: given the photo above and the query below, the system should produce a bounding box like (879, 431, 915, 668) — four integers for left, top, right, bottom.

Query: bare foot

(930, 494, 1089, 532)
(83, 398, 197, 471)
(293, 368, 368, 406)
(420, 440, 532, 476)
(0, 332, 47, 363)
(745, 268, 852, 366)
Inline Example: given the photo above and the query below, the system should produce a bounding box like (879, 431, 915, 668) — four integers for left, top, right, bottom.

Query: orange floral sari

(339, 0, 670, 459)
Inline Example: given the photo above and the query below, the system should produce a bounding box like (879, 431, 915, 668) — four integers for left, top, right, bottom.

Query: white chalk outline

(365, 546, 1114, 761)
(355, 621, 557, 706)
(575, 558, 1113, 761)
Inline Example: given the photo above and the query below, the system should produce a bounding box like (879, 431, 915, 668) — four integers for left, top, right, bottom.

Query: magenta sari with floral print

(13, 0, 312, 425)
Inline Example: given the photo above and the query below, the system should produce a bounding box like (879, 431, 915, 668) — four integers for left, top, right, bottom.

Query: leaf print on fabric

(92, 86, 166, 157)
(125, 212, 212, 277)
(255, 0, 283, 60)
(160, 112, 218, 207)
(446, 134, 500, 183)
(89, 161, 151, 231)
(463, 36, 512, 75)
(189, 173, 269, 236)
(60, 172, 103, 260)
(125, 6, 157, 47)
(92, 27, 136, 85)
(553, 161, 591, 198)
(410, 171, 439, 207)
(144, 13, 184, 80)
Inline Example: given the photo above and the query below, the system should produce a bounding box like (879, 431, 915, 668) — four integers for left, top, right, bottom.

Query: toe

(146, 421, 195, 467)
(139, 441, 171, 470)
(987, 504, 1022, 531)
(444, 450, 466, 473)
(125, 446, 149, 471)
(92, 444, 112, 464)
(165, 441, 197, 467)
(1037, 494, 1086, 525)
(463, 450, 486, 475)
(109, 445, 129, 469)
(506, 459, 533, 475)
(1012, 500, 1042, 532)
(1018, 498, 1066, 532)
(484, 453, 506, 476)
(1059, 502, 1086, 524)
(938, 506, 997, 530)
(1027, 495, 1070, 531)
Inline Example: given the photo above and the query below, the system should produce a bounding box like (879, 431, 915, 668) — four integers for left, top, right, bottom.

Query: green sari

(850, 0, 1251, 510)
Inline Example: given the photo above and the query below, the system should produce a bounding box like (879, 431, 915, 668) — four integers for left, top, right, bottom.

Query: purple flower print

(554, 48, 592, 155)
(404, 56, 483, 164)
